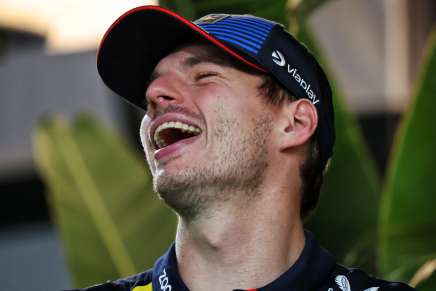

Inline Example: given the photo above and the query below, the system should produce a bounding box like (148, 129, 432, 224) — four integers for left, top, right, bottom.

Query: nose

(145, 74, 185, 113)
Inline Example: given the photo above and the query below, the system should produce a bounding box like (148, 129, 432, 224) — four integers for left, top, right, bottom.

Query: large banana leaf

(33, 114, 177, 288)
(299, 23, 380, 271)
(379, 29, 436, 289)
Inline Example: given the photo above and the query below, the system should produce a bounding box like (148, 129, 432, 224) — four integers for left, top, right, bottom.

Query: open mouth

(153, 121, 201, 150)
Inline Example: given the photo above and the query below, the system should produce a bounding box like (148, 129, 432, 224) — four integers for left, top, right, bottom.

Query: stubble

(154, 103, 273, 221)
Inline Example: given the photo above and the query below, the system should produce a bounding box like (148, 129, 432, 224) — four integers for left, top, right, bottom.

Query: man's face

(140, 44, 276, 219)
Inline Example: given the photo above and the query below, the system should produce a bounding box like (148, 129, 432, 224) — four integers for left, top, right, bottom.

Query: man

(84, 5, 414, 291)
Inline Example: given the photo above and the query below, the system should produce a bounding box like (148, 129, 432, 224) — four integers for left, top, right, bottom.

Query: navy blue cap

(97, 5, 335, 165)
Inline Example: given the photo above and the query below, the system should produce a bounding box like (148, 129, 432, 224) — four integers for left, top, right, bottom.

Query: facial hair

(153, 102, 273, 221)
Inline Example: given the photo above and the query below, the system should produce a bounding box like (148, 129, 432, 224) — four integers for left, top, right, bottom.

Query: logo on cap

(272, 50, 286, 67)
(271, 49, 319, 105)
(194, 14, 229, 25)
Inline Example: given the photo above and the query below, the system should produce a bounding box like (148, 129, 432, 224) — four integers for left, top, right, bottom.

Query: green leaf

(159, 0, 196, 19)
(379, 29, 436, 287)
(176, 0, 196, 20)
(288, 0, 332, 17)
(287, 0, 333, 34)
(299, 23, 380, 271)
(193, 0, 260, 14)
(192, 0, 288, 24)
(33, 114, 177, 288)
(416, 275, 436, 291)
(409, 258, 436, 289)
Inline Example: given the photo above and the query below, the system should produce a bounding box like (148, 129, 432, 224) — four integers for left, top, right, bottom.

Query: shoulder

(321, 264, 416, 291)
(65, 269, 153, 291)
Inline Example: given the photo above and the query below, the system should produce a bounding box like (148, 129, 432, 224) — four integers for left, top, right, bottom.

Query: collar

(151, 231, 336, 291)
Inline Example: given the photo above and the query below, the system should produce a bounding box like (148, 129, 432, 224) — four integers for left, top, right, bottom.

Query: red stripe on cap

(246, 289, 258, 291)
(97, 5, 267, 73)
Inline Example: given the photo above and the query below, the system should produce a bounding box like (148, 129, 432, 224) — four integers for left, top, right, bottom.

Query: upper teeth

(153, 121, 201, 149)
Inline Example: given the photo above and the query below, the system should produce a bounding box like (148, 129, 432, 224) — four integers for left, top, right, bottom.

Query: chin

(154, 172, 205, 219)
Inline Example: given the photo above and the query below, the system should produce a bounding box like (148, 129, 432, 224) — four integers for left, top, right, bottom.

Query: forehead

(154, 43, 237, 72)
(148, 43, 262, 89)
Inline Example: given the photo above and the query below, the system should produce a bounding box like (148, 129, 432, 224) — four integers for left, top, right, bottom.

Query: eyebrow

(182, 56, 205, 67)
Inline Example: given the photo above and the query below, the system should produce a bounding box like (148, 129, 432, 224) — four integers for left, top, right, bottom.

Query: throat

(174, 198, 305, 291)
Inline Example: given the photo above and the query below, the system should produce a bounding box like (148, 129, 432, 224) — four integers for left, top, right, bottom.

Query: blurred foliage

(193, 0, 289, 25)
(33, 114, 176, 287)
(159, 0, 196, 19)
(298, 22, 380, 272)
(379, 29, 436, 290)
(32, 0, 436, 289)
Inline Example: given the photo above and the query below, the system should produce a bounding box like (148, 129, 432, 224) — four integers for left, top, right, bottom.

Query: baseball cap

(97, 5, 335, 165)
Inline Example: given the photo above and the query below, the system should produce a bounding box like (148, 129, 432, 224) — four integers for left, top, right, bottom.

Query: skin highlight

(139, 44, 318, 291)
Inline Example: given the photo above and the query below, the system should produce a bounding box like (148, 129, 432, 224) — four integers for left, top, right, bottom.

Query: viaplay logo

(272, 50, 286, 67)
(271, 50, 319, 105)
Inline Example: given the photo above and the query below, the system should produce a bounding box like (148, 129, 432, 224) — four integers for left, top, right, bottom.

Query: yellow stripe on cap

(132, 282, 152, 291)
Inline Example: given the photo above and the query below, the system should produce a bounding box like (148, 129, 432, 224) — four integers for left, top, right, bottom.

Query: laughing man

(76, 5, 415, 291)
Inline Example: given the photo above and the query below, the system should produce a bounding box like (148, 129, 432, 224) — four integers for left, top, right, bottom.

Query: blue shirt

(73, 232, 414, 291)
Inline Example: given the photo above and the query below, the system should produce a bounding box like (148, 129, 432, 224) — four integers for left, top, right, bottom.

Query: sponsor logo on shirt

(159, 268, 172, 291)
(331, 275, 379, 291)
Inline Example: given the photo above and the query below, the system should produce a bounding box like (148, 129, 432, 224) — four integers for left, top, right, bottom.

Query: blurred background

(0, 0, 435, 290)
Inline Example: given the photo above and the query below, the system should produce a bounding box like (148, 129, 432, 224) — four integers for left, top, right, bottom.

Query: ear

(277, 99, 318, 152)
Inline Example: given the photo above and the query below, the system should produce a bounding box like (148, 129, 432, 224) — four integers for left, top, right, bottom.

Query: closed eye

(195, 71, 219, 81)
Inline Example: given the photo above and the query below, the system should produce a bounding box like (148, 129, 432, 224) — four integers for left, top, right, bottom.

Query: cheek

(194, 85, 241, 113)
(193, 84, 262, 139)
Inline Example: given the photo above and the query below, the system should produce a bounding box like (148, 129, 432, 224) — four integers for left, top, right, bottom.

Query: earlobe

(279, 99, 318, 151)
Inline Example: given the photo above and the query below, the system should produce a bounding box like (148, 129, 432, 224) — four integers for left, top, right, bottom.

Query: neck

(174, 186, 305, 291)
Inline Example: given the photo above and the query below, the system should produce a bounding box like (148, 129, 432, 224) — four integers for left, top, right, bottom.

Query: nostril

(159, 95, 174, 101)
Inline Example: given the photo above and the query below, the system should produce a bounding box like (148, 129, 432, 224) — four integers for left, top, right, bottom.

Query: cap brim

(97, 5, 265, 109)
